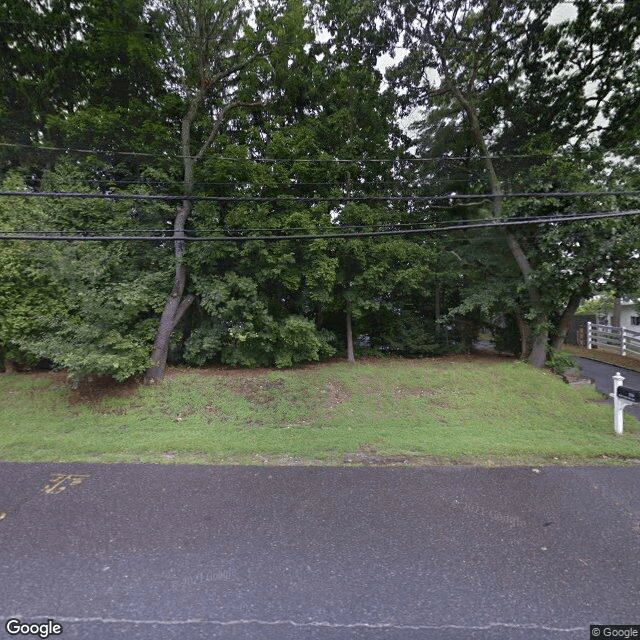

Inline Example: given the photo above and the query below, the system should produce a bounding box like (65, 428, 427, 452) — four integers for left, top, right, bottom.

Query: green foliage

(11, 238, 168, 382)
(4, 0, 639, 382)
(378, 320, 452, 357)
(545, 348, 577, 375)
(185, 272, 335, 368)
(384, 0, 640, 364)
(0, 165, 171, 382)
(492, 315, 523, 357)
(577, 294, 613, 316)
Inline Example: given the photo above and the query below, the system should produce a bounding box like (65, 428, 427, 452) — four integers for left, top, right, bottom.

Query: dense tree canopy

(1, 0, 638, 381)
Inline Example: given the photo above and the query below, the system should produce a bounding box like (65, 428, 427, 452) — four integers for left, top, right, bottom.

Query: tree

(0, 162, 171, 382)
(385, 0, 640, 366)
(1, 0, 170, 180)
(143, 0, 269, 383)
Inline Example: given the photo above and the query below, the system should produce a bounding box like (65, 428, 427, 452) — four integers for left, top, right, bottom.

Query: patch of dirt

(98, 406, 129, 415)
(66, 375, 142, 405)
(2, 352, 517, 410)
(235, 377, 285, 404)
(1, 369, 68, 386)
(162, 404, 196, 421)
(2, 369, 141, 406)
(392, 386, 434, 399)
(325, 380, 350, 409)
(276, 456, 324, 466)
(164, 353, 517, 378)
(165, 365, 276, 378)
(433, 352, 518, 365)
(247, 454, 325, 465)
(204, 404, 222, 416)
(281, 418, 331, 429)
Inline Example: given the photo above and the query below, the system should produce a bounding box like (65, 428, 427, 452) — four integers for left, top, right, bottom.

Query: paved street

(576, 357, 640, 420)
(1, 463, 639, 639)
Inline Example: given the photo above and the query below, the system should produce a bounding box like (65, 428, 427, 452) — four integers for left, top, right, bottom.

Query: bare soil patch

(165, 364, 276, 378)
(343, 445, 414, 466)
(392, 386, 434, 399)
(233, 377, 285, 404)
(325, 380, 350, 409)
(67, 375, 142, 405)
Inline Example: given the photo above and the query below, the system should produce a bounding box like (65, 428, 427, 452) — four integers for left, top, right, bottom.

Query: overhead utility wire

(2, 209, 638, 242)
(1, 190, 639, 202)
(0, 176, 486, 187)
(2, 141, 637, 162)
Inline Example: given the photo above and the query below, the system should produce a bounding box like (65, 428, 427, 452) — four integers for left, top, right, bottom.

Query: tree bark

(346, 300, 355, 364)
(552, 295, 582, 351)
(612, 296, 622, 327)
(145, 291, 195, 384)
(3, 358, 16, 374)
(144, 195, 194, 384)
(528, 328, 549, 368)
(315, 303, 324, 330)
(515, 313, 531, 357)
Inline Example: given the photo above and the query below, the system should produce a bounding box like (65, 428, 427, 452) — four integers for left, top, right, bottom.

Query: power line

(1, 189, 639, 203)
(2, 141, 637, 163)
(1, 209, 637, 242)
(0, 176, 487, 188)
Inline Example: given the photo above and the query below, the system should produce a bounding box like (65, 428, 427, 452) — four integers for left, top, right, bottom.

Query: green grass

(1, 356, 639, 466)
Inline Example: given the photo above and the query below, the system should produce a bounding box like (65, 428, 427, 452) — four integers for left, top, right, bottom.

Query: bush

(545, 348, 576, 375)
(184, 314, 336, 369)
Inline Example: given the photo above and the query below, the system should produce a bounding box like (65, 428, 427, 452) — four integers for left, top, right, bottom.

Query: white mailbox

(609, 372, 640, 435)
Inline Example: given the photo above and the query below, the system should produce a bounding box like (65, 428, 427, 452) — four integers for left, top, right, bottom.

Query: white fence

(586, 322, 640, 357)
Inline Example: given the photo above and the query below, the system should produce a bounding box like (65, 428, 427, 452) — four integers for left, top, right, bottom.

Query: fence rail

(586, 322, 640, 357)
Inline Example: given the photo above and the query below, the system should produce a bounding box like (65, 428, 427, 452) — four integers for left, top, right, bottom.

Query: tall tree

(385, 0, 640, 366)
(144, 0, 268, 383)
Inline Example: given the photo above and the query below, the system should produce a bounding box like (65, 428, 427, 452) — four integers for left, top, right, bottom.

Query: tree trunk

(528, 326, 549, 368)
(612, 296, 622, 327)
(144, 195, 195, 384)
(552, 295, 581, 351)
(143, 92, 261, 384)
(315, 303, 324, 330)
(3, 358, 16, 374)
(145, 291, 195, 384)
(346, 300, 355, 364)
(515, 313, 531, 358)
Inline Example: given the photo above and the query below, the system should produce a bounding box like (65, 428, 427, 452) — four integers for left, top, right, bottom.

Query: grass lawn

(1, 355, 639, 466)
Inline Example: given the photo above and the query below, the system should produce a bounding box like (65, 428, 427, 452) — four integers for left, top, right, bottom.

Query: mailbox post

(609, 372, 640, 435)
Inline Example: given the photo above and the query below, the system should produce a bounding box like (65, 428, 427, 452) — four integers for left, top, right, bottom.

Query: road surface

(1, 463, 639, 639)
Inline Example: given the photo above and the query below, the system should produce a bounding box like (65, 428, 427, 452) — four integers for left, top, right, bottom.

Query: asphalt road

(1, 463, 639, 639)
(576, 357, 640, 420)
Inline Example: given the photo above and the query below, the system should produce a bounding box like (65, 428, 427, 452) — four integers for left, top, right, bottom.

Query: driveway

(1, 463, 639, 639)
(576, 357, 640, 420)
